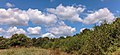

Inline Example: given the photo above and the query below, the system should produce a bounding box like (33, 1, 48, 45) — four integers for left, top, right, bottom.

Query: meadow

(0, 47, 71, 55)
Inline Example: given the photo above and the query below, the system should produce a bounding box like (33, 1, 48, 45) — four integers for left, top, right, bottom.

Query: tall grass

(110, 48, 120, 55)
(0, 47, 71, 55)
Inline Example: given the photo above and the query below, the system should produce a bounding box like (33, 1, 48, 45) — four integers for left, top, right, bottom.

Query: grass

(111, 48, 120, 55)
(1, 47, 120, 55)
(0, 47, 72, 55)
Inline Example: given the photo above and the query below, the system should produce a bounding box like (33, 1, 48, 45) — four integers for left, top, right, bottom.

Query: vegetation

(0, 18, 120, 55)
(0, 47, 70, 55)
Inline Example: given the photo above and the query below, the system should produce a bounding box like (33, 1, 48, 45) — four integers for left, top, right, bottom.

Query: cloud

(5, 27, 26, 38)
(48, 21, 76, 37)
(47, 4, 85, 22)
(7, 27, 26, 34)
(27, 9, 57, 26)
(6, 2, 15, 8)
(1, 4, 115, 27)
(0, 8, 57, 26)
(41, 33, 55, 38)
(0, 4, 116, 38)
(0, 8, 29, 26)
(83, 8, 115, 24)
(47, 5, 115, 25)
(0, 28, 5, 34)
(80, 28, 86, 32)
(27, 26, 41, 35)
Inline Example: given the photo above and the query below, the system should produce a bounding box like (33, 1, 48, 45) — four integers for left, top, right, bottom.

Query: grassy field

(0, 47, 71, 55)
(1, 47, 120, 55)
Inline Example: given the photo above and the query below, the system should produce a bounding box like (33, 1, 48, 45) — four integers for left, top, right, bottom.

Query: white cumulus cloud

(47, 4, 85, 22)
(5, 27, 26, 38)
(0, 8, 29, 26)
(41, 33, 55, 38)
(83, 8, 115, 24)
(27, 26, 41, 35)
(7, 27, 26, 34)
(27, 9, 57, 26)
(0, 8, 57, 26)
(0, 27, 26, 38)
(48, 21, 76, 37)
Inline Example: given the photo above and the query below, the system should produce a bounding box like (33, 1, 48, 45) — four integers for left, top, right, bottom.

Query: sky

(0, 0, 120, 38)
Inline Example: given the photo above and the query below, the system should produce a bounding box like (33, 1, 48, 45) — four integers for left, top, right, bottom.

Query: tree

(8, 34, 32, 47)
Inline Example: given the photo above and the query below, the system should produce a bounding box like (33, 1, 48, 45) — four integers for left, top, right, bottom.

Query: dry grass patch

(0, 47, 72, 55)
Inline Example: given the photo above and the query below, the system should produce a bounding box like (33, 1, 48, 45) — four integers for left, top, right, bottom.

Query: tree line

(0, 18, 120, 55)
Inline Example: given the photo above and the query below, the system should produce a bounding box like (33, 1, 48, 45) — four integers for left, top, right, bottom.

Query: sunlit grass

(111, 48, 120, 55)
(0, 47, 71, 55)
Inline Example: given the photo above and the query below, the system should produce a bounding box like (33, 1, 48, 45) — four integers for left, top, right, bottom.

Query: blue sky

(0, 0, 119, 38)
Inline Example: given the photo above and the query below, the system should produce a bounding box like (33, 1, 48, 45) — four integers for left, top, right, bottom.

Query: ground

(0, 47, 72, 55)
